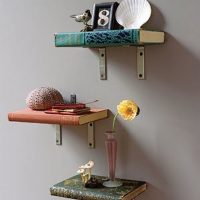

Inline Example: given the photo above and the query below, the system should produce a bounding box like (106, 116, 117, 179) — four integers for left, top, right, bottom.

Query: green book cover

(84, 29, 139, 47)
(54, 29, 140, 47)
(54, 29, 164, 47)
(55, 32, 85, 47)
(50, 175, 146, 200)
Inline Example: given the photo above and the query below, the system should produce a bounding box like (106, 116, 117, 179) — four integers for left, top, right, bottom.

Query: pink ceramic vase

(103, 131, 122, 187)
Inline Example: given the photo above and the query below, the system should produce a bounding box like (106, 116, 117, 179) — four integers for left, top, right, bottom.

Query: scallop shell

(115, 0, 151, 29)
(26, 87, 64, 110)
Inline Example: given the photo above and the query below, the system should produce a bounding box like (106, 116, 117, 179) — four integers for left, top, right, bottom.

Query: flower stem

(112, 113, 119, 132)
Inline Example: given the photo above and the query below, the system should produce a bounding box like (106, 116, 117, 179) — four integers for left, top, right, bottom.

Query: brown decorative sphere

(26, 87, 64, 110)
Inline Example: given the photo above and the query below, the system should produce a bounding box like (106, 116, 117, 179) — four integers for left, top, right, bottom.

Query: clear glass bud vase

(103, 131, 122, 187)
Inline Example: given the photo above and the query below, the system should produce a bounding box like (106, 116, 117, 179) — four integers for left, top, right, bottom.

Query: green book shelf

(54, 29, 165, 80)
(55, 29, 164, 47)
(50, 175, 147, 200)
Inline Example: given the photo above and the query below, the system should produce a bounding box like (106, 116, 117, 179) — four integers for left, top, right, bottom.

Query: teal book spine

(85, 29, 139, 47)
(54, 29, 140, 47)
(55, 32, 85, 47)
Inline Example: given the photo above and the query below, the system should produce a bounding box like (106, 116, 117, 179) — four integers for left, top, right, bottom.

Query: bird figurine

(70, 10, 93, 32)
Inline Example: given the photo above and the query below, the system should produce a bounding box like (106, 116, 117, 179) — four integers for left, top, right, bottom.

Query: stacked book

(55, 29, 165, 47)
(8, 103, 108, 125)
(45, 103, 91, 115)
(50, 175, 147, 200)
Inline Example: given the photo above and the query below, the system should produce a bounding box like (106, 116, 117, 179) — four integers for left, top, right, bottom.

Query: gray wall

(1, 0, 200, 200)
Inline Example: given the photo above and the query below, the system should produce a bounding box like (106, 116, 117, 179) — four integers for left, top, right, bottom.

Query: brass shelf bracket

(98, 46, 145, 80)
(55, 123, 95, 148)
(137, 46, 145, 79)
(99, 48, 107, 80)
(88, 122, 95, 148)
(56, 125, 62, 145)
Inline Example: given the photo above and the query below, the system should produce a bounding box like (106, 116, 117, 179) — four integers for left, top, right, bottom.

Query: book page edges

(140, 30, 165, 43)
(79, 109, 108, 125)
(123, 183, 147, 200)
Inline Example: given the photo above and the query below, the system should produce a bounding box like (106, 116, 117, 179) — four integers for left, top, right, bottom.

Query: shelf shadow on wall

(114, 33, 200, 200)
(115, 122, 171, 200)
(143, 3, 166, 30)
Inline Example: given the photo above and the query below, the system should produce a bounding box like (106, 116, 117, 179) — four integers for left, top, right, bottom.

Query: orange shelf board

(8, 108, 108, 125)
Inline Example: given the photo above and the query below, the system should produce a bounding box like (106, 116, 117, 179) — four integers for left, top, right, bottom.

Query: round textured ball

(26, 87, 64, 110)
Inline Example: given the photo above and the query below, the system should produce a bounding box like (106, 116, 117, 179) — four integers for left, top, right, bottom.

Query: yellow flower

(117, 100, 138, 120)
(112, 99, 139, 131)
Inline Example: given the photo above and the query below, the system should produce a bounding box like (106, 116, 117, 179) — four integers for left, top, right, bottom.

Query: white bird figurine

(71, 10, 92, 25)
(70, 10, 92, 31)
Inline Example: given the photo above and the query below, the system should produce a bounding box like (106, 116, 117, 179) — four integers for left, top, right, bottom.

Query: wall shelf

(54, 29, 165, 80)
(50, 174, 147, 200)
(8, 108, 108, 148)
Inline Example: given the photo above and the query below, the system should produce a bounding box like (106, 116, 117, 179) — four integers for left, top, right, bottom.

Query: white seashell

(26, 87, 64, 110)
(115, 0, 151, 29)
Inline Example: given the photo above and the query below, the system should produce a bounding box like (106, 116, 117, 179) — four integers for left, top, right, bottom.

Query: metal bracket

(55, 123, 95, 148)
(56, 125, 62, 145)
(88, 122, 95, 148)
(99, 48, 107, 80)
(137, 46, 145, 79)
(55, 122, 95, 149)
(98, 47, 144, 80)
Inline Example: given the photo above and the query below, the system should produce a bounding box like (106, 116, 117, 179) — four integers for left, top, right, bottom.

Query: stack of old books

(45, 103, 91, 115)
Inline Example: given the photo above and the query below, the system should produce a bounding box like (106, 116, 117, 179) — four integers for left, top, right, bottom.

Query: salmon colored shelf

(8, 108, 108, 125)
